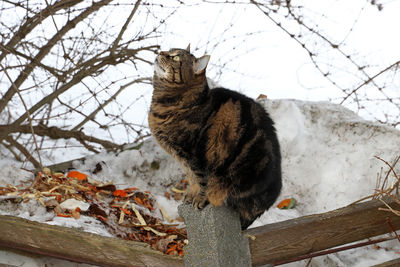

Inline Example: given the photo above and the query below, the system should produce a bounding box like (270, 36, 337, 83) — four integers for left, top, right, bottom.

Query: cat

(149, 45, 282, 229)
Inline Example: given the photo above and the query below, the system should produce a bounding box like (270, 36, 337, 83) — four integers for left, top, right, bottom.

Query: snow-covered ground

(1, 99, 400, 266)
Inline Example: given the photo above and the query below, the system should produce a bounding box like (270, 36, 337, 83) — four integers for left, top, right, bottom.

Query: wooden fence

(245, 197, 400, 266)
(0, 197, 399, 266)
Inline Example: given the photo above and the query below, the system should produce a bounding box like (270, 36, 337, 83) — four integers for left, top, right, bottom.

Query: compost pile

(0, 167, 187, 256)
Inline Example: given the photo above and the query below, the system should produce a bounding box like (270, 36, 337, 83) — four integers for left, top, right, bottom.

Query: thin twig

(274, 236, 398, 266)
(110, 0, 142, 55)
(0, 62, 43, 169)
(5, 137, 40, 168)
(386, 217, 400, 242)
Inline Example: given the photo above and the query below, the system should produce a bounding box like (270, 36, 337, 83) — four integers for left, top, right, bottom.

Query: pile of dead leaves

(0, 167, 187, 256)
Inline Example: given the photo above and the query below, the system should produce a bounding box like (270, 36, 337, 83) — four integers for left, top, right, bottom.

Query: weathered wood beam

(0, 215, 183, 267)
(244, 197, 400, 266)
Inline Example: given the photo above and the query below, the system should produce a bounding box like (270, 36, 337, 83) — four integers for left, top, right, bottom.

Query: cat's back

(209, 87, 277, 132)
(199, 87, 280, 171)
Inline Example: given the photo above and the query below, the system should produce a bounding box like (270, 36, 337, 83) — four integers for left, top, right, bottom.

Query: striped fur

(149, 48, 282, 229)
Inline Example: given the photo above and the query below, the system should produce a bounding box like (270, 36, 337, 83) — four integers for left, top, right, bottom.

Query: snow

(264, 99, 400, 215)
(72, 140, 184, 193)
(1, 99, 400, 266)
(0, 250, 94, 267)
(0, 165, 32, 186)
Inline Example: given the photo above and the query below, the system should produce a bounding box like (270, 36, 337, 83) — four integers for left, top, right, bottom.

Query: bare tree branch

(72, 77, 151, 131)
(110, 0, 142, 55)
(0, 0, 82, 63)
(0, 0, 166, 166)
(0, 124, 122, 152)
(5, 136, 41, 168)
(0, 0, 112, 114)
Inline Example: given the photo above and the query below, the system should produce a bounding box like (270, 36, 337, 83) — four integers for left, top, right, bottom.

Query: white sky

(151, 0, 400, 102)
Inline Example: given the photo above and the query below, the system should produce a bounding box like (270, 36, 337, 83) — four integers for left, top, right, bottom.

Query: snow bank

(264, 99, 400, 216)
(1, 99, 400, 266)
(256, 99, 400, 266)
(72, 140, 183, 193)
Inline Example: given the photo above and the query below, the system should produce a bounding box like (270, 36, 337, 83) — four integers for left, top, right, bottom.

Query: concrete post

(178, 204, 252, 267)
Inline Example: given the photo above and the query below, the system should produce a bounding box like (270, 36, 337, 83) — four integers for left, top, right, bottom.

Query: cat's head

(154, 44, 210, 86)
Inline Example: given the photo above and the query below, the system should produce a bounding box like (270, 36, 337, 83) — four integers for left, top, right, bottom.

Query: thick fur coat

(149, 47, 282, 229)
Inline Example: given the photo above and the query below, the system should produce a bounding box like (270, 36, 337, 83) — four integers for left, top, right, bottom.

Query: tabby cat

(149, 45, 282, 229)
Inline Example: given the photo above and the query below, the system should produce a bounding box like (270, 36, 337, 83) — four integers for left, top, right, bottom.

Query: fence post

(178, 203, 252, 267)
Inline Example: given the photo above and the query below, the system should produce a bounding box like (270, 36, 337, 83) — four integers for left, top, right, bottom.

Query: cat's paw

(192, 195, 209, 210)
(184, 193, 194, 204)
(184, 193, 209, 210)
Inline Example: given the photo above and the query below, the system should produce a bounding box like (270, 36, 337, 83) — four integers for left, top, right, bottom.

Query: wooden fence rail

(245, 197, 400, 266)
(0, 197, 399, 266)
(0, 215, 183, 267)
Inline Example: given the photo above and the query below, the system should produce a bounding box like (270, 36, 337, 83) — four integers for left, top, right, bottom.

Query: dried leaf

(135, 197, 143, 205)
(71, 209, 80, 219)
(121, 208, 131, 215)
(96, 184, 116, 192)
(113, 189, 128, 197)
(154, 235, 178, 253)
(53, 172, 64, 178)
(88, 203, 108, 218)
(118, 201, 130, 224)
(157, 202, 174, 223)
(67, 170, 87, 180)
(57, 213, 71, 218)
(130, 203, 166, 236)
(171, 187, 186, 194)
(277, 198, 297, 209)
(166, 244, 178, 255)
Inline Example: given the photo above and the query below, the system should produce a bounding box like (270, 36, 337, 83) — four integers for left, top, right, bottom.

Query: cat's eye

(173, 55, 180, 61)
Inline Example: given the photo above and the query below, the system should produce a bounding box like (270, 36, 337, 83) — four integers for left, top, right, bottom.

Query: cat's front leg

(184, 169, 209, 209)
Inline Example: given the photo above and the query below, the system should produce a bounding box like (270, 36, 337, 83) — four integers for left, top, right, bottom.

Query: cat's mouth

(154, 56, 167, 77)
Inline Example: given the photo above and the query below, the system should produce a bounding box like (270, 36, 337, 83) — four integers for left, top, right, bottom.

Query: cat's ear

(186, 43, 191, 52)
(194, 55, 210, 75)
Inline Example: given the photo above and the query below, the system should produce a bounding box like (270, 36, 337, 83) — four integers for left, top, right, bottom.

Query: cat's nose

(159, 51, 168, 56)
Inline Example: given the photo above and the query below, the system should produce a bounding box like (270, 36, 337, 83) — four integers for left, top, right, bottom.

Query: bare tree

(248, 0, 400, 126)
(0, 0, 178, 168)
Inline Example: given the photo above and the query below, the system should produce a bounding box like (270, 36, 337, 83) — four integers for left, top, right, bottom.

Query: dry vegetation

(0, 166, 188, 256)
